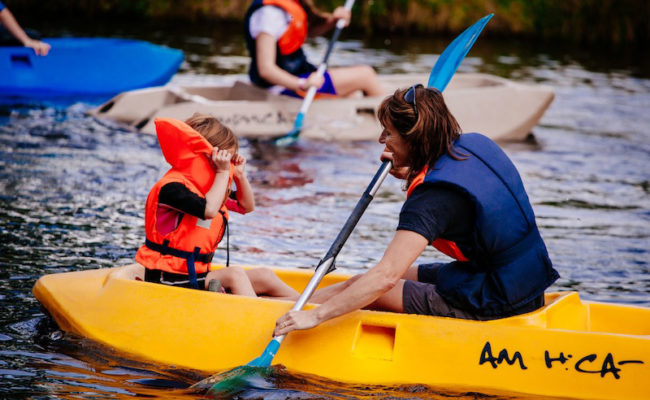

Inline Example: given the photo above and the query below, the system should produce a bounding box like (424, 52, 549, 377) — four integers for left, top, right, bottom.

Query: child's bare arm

(204, 148, 232, 219)
(232, 154, 255, 213)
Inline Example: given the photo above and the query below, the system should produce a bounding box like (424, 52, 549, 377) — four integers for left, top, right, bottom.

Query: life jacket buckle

(160, 239, 171, 255)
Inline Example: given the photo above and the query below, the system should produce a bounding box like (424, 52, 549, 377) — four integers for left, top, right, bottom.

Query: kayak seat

(490, 291, 650, 336)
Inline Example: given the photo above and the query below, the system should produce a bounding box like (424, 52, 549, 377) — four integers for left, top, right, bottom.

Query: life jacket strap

(222, 215, 230, 267)
(187, 247, 201, 289)
(144, 239, 215, 265)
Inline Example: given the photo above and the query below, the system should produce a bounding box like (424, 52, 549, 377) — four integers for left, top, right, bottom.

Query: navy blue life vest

(410, 133, 559, 316)
(244, 0, 316, 88)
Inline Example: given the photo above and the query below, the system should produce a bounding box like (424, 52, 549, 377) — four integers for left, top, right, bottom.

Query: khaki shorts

(402, 263, 544, 320)
(402, 280, 486, 320)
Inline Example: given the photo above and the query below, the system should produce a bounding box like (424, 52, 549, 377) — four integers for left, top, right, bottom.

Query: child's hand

(232, 153, 247, 176)
(211, 147, 232, 173)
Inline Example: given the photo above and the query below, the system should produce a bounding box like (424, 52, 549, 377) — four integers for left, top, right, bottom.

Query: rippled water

(1, 18, 649, 399)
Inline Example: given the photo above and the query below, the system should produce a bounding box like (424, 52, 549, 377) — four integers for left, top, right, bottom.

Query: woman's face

(378, 123, 410, 178)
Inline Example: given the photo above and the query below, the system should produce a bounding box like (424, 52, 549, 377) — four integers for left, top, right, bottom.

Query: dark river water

(1, 18, 649, 399)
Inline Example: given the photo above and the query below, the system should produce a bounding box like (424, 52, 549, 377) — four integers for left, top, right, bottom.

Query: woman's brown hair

(185, 113, 239, 155)
(377, 86, 463, 188)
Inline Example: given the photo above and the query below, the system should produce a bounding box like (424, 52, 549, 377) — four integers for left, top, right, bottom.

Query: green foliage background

(8, 0, 649, 43)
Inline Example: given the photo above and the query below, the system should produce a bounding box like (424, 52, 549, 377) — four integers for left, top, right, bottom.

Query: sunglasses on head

(403, 83, 424, 132)
(404, 83, 424, 117)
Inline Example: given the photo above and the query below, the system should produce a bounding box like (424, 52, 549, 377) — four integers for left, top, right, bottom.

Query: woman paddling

(274, 85, 559, 335)
(244, 0, 383, 98)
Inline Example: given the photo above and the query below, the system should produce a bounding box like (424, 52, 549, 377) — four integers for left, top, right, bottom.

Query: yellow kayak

(33, 263, 650, 400)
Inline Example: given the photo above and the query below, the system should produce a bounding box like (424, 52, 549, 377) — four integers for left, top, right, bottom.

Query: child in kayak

(136, 113, 298, 298)
(244, 0, 383, 98)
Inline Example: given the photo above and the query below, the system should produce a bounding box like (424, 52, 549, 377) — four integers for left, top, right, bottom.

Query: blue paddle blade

(274, 113, 304, 146)
(428, 14, 493, 91)
(246, 339, 281, 367)
(203, 338, 280, 395)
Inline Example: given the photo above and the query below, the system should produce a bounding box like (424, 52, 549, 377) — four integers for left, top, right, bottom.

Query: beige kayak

(90, 73, 554, 142)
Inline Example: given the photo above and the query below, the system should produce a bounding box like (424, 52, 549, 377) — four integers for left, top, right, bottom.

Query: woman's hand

(381, 151, 409, 179)
(210, 147, 233, 174)
(301, 72, 325, 91)
(273, 309, 321, 336)
(331, 6, 351, 27)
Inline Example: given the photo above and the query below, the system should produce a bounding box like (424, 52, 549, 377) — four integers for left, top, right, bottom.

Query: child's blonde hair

(185, 113, 239, 154)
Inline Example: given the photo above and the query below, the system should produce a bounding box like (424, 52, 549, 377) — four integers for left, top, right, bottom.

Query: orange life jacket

(263, 0, 308, 55)
(406, 168, 470, 262)
(135, 118, 233, 278)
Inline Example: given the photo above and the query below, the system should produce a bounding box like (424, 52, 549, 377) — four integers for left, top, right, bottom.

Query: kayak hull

(90, 73, 554, 142)
(33, 264, 650, 400)
(0, 38, 184, 102)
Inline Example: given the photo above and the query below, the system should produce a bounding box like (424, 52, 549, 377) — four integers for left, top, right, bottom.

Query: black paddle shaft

(322, 26, 344, 64)
(321, 161, 392, 273)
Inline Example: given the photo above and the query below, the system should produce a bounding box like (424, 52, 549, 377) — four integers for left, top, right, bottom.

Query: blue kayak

(0, 38, 183, 103)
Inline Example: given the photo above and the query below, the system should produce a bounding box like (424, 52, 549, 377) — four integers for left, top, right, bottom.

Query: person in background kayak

(136, 113, 299, 299)
(274, 84, 560, 335)
(0, 1, 50, 55)
(244, 0, 383, 98)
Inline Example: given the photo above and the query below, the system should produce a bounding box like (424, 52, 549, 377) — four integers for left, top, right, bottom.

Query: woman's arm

(273, 230, 429, 336)
(0, 8, 50, 55)
(256, 33, 307, 91)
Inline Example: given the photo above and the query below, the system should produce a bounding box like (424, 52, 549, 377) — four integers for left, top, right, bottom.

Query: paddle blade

(428, 14, 493, 91)
(274, 113, 304, 146)
(197, 338, 280, 395)
(246, 338, 281, 367)
(192, 365, 272, 398)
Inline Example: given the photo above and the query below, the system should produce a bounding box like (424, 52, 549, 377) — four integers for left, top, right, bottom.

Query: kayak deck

(33, 264, 650, 400)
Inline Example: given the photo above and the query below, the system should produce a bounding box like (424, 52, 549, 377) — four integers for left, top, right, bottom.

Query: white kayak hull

(90, 73, 554, 142)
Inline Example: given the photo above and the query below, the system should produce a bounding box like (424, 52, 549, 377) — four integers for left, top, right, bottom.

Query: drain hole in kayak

(11, 54, 31, 67)
(134, 118, 149, 130)
(98, 101, 115, 113)
(352, 323, 395, 361)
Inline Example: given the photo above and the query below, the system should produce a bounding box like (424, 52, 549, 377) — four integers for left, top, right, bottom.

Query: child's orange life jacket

(135, 118, 233, 287)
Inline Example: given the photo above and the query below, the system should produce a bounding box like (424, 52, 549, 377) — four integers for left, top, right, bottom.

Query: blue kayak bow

(195, 13, 493, 397)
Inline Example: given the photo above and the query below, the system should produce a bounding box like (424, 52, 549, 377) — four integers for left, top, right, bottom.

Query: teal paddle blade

(199, 338, 280, 395)
(273, 115, 302, 146)
(428, 14, 493, 91)
(246, 338, 281, 367)
(192, 365, 272, 398)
